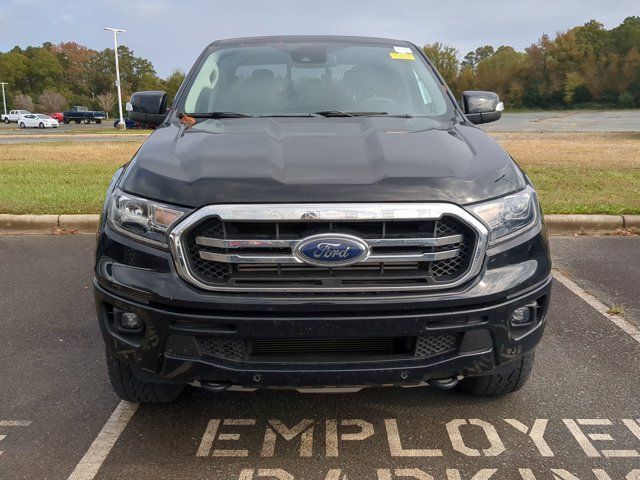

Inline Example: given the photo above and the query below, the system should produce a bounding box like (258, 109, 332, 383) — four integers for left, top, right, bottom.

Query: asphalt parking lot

(482, 110, 640, 133)
(1, 234, 639, 480)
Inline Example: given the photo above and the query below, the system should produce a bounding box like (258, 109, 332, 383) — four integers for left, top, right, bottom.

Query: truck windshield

(179, 41, 453, 118)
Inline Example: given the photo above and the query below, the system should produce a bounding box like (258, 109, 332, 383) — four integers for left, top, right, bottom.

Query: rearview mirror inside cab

(462, 91, 504, 125)
(128, 91, 168, 126)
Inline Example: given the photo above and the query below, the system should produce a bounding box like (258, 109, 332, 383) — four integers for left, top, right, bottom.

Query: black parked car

(95, 36, 551, 403)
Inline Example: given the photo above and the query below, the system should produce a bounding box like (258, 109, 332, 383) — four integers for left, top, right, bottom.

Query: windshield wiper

(368, 113, 419, 118)
(179, 111, 409, 120)
(258, 113, 319, 117)
(314, 110, 356, 117)
(179, 112, 254, 119)
(314, 111, 397, 117)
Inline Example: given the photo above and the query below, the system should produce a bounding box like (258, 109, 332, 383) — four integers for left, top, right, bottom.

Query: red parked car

(49, 112, 64, 122)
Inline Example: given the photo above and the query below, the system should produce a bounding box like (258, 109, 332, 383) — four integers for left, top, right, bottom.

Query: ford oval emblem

(293, 234, 370, 267)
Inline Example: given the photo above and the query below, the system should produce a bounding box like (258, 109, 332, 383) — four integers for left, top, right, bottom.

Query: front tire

(3, 118, 8, 124)
(19, 122, 25, 128)
(458, 350, 535, 396)
(39, 122, 44, 128)
(106, 350, 184, 403)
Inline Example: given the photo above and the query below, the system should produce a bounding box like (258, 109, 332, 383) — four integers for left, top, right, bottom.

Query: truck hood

(121, 117, 524, 207)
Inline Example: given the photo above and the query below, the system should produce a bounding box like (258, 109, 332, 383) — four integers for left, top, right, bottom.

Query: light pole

(0, 82, 7, 115)
(103, 27, 126, 129)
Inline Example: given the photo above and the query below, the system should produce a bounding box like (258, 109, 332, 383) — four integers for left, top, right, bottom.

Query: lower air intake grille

(197, 338, 245, 361)
(414, 333, 459, 358)
(196, 334, 459, 362)
(250, 338, 400, 359)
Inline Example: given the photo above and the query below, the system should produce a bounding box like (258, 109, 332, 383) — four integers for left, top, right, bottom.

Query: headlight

(108, 189, 188, 247)
(467, 186, 539, 244)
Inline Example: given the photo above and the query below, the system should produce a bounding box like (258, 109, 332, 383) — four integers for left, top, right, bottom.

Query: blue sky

(1, 0, 637, 77)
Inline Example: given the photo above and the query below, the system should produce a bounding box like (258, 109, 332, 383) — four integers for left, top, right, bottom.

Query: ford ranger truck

(94, 36, 552, 403)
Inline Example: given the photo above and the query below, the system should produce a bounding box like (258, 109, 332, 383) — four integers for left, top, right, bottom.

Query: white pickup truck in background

(2, 110, 31, 123)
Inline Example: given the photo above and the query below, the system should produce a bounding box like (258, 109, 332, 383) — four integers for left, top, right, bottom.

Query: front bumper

(95, 222, 552, 388)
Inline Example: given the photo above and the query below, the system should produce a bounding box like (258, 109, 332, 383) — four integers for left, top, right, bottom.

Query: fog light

(119, 312, 142, 329)
(511, 307, 531, 325)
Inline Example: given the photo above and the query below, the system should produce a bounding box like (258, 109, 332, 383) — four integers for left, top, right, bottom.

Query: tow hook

(200, 381, 232, 392)
(428, 377, 459, 390)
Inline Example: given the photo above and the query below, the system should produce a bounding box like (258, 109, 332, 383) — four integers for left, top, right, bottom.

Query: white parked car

(2, 109, 31, 123)
(17, 114, 59, 129)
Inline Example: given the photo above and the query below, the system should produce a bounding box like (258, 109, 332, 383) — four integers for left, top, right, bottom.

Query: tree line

(425, 17, 640, 108)
(1, 17, 639, 114)
(0, 41, 185, 115)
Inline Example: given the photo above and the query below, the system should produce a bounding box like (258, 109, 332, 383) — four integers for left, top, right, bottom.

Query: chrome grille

(169, 203, 489, 292)
(430, 217, 469, 279)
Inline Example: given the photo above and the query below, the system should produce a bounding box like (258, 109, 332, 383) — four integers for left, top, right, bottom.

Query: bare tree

(38, 91, 68, 113)
(96, 92, 117, 118)
(14, 94, 34, 111)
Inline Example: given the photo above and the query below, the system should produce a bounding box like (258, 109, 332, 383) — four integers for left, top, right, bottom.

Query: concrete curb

(544, 214, 625, 235)
(624, 215, 640, 231)
(0, 214, 61, 233)
(0, 214, 99, 233)
(58, 214, 100, 232)
(0, 213, 638, 235)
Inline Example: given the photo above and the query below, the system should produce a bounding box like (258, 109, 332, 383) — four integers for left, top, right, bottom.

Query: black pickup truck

(95, 36, 551, 403)
(63, 106, 107, 124)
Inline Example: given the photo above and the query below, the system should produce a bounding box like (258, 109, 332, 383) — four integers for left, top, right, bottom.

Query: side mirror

(128, 91, 167, 126)
(461, 91, 504, 125)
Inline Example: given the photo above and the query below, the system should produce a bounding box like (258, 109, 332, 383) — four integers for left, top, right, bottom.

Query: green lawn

(526, 167, 640, 215)
(0, 141, 137, 214)
(0, 134, 638, 215)
(498, 132, 640, 215)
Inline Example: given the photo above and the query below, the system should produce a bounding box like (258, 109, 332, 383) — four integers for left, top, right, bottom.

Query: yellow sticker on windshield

(389, 52, 415, 60)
